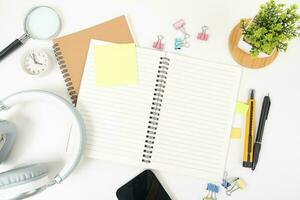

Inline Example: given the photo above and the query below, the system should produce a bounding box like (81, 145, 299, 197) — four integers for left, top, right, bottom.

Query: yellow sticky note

(235, 101, 249, 116)
(231, 128, 241, 139)
(94, 43, 138, 86)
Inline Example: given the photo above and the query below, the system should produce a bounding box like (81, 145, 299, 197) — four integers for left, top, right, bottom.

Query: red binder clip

(197, 26, 209, 41)
(152, 35, 164, 50)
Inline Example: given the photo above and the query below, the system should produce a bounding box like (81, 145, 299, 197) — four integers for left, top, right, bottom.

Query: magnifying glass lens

(25, 7, 61, 40)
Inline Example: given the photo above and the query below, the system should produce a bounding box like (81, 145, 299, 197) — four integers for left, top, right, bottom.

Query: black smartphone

(116, 170, 172, 200)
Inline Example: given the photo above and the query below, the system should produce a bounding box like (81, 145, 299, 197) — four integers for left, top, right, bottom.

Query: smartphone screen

(116, 170, 172, 200)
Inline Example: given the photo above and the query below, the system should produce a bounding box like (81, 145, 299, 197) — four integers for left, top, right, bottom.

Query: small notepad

(94, 43, 138, 86)
(231, 128, 241, 139)
(235, 102, 249, 116)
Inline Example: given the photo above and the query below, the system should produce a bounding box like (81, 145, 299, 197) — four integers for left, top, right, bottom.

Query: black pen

(252, 95, 271, 171)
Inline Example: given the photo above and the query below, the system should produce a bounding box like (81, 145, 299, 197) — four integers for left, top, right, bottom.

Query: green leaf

(240, 0, 300, 57)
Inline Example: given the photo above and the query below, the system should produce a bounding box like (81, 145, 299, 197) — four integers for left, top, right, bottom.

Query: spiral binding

(53, 43, 77, 105)
(142, 56, 170, 163)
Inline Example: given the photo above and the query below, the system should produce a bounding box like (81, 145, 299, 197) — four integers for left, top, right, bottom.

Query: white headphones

(0, 90, 86, 200)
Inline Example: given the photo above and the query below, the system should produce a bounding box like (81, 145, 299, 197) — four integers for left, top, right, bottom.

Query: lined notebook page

(77, 42, 163, 166)
(150, 53, 242, 181)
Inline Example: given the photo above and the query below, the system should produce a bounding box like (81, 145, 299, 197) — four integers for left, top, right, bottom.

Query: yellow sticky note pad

(231, 128, 241, 139)
(94, 43, 138, 86)
(235, 101, 249, 116)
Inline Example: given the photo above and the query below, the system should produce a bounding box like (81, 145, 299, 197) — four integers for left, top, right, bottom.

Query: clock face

(23, 49, 49, 75)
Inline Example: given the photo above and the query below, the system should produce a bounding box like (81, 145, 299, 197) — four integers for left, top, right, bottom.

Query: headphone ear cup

(0, 163, 49, 194)
(0, 121, 17, 163)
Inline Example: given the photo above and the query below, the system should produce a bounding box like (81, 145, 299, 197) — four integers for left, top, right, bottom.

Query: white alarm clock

(22, 49, 50, 75)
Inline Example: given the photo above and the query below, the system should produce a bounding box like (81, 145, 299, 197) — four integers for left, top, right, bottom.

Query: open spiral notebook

(77, 40, 242, 181)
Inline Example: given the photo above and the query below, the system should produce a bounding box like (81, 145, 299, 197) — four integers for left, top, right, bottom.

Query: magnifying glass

(0, 6, 61, 61)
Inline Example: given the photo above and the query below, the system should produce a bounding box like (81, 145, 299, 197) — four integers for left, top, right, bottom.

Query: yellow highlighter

(243, 89, 256, 168)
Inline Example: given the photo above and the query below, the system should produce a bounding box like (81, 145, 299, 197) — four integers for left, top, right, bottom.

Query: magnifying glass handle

(0, 33, 29, 61)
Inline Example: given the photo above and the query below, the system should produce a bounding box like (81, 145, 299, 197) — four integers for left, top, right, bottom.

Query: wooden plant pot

(228, 20, 279, 69)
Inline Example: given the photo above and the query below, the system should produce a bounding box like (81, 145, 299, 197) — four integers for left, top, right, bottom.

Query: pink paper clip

(173, 19, 185, 30)
(173, 19, 190, 39)
(152, 35, 164, 50)
(197, 26, 209, 41)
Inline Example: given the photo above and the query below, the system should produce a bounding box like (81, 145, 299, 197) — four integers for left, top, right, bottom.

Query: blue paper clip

(222, 179, 231, 189)
(207, 183, 219, 193)
(174, 38, 189, 50)
(203, 183, 219, 200)
(221, 171, 231, 189)
(221, 172, 247, 196)
(174, 38, 183, 50)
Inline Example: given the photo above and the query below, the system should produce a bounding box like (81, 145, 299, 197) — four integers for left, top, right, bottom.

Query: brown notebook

(52, 16, 135, 105)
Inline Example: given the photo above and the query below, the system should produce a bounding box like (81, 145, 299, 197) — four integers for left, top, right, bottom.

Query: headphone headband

(0, 90, 85, 185)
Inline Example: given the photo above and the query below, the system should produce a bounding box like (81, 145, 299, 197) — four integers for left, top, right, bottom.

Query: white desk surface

(0, 0, 299, 199)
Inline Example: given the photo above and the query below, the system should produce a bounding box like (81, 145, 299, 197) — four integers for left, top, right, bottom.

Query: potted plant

(238, 0, 300, 58)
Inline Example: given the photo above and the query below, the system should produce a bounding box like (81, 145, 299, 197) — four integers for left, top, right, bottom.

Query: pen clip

(265, 96, 271, 120)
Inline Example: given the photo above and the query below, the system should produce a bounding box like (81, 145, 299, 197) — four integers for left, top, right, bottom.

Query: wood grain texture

(228, 20, 279, 69)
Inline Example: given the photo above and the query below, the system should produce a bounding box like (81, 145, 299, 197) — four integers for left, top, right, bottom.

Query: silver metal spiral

(142, 56, 170, 163)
